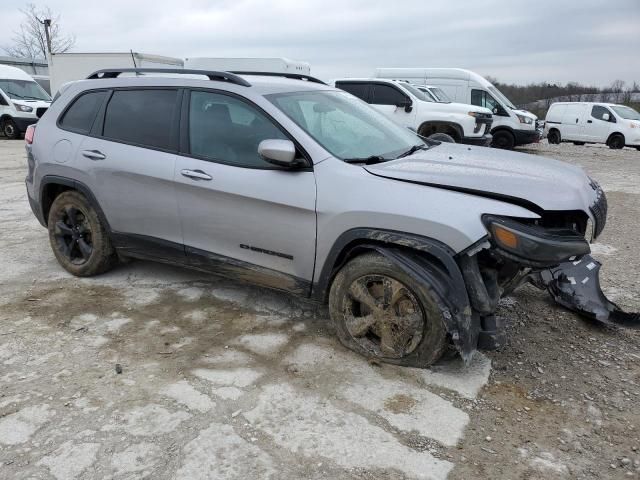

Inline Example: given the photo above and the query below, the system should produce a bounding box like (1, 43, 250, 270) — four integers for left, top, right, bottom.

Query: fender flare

(313, 228, 479, 362)
(417, 121, 463, 141)
(39, 175, 112, 231)
(490, 125, 516, 136)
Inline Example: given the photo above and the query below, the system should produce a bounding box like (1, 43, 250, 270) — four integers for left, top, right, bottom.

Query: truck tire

(607, 133, 625, 150)
(491, 130, 515, 149)
(1, 118, 20, 139)
(47, 190, 118, 277)
(329, 252, 448, 368)
(547, 129, 561, 145)
(427, 132, 455, 143)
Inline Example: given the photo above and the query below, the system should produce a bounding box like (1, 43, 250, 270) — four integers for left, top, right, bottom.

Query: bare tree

(2, 3, 75, 59)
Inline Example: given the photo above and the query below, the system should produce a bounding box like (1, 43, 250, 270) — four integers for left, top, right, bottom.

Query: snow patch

(38, 441, 100, 479)
(193, 368, 263, 388)
(108, 404, 191, 436)
(0, 404, 53, 445)
(233, 333, 289, 355)
(111, 442, 160, 476)
(161, 380, 215, 413)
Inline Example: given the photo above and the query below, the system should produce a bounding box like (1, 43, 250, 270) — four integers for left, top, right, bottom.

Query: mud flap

(539, 254, 639, 328)
(362, 245, 480, 363)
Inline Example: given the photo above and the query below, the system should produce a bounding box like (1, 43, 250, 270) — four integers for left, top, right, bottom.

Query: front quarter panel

(313, 157, 539, 280)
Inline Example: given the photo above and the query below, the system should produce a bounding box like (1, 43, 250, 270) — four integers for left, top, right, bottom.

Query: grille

(589, 185, 608, 238)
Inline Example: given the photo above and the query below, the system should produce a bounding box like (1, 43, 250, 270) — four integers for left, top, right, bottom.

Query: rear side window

(60, 90, 108, 134)
(336, 83, 369, 102)
(188, 90, 287, 168)
(103, 89, 178, 150)
(591, 105, 615, 122)
(370, 84, 407, 105)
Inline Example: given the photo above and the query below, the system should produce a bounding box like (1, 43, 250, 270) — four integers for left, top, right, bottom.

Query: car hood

(364, 143, 597, 213)
(512, 108, 537, 121)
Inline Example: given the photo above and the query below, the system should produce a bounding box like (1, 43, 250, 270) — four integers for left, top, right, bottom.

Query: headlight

(13, 103, 33, 113)
(468, 111, 481, 117)
(482, 215, 590, 266)
(630, 122, 638, 129)
(516, 114, 533, 125)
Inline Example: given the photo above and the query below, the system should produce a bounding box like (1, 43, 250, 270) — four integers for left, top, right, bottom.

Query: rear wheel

(491, 130, 515, 149)
(608, 134, 625, 150)
(1, 118, 20, 139)
(47, 191, 117, 277)
(329, 253, 448, 368)
(547, 129, 561, 145)
(573, 141, 585, 146)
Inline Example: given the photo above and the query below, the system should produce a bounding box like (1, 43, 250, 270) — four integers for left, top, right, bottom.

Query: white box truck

(48, 52, 184, 95)
(375, 68, 540, 149)
(184, 57, 310, 75)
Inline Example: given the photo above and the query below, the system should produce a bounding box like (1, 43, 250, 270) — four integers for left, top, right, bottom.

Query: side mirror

(602, 113, 610, 121)
(492, 107, 499, 115)
(397, 99, 413, 113)
(258, 139, 301, 168)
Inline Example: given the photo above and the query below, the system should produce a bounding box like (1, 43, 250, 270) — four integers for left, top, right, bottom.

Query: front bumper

(461, 133, 493, 147)
(13, 116, 38, 133)
(513, 128, 541, 146)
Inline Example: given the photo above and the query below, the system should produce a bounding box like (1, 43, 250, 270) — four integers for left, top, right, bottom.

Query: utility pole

(41, 18, 52, 55)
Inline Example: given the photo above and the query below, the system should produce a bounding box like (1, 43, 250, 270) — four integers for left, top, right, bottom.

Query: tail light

(25, 124, 36, 145)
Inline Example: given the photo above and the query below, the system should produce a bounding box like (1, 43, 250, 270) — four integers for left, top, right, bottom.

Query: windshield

(611, 105, 640, 120)
(428, 87, 451, 103)
(396, 82, 432, 102)
(268, 90, 427, 161)
(417, 87, 437, 102)
(0, 79, 51, 101)
(488, 85, 515, 110)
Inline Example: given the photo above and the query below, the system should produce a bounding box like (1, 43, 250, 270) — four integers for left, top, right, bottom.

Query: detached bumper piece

(539, 254, 639, 328)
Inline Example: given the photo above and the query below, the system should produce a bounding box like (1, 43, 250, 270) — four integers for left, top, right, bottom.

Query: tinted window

(591, 105, 615, 122)
(336, 83, 369, 102)
(60, 91, 108, 133)
(370, 84, 407, 105)
(103, 89, 178, 150)
(471, 89, 501, 111)
(189, 91, 287, 168)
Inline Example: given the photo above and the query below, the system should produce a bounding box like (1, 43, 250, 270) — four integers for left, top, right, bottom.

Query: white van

(375, 68, 540, 149)
(334, 78, 493, 146)
(545, 102, 640, 150)
(0, 65, 51, 139)
(184, 57, 310, 75)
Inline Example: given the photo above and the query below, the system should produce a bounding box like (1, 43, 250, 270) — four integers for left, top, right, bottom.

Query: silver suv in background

(24, 68, 631, 368)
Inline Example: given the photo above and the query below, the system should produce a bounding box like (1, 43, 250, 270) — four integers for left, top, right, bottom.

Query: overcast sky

(1, 0, 639, 86)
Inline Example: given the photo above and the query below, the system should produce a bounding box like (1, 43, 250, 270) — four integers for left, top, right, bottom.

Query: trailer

(184, 57, 310, 75)
(48, 52, 184, 95)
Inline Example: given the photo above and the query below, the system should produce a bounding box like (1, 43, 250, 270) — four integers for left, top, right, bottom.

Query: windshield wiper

(7, 91, 24, 99)
(343, 155, 387, 165)
(396, 144, 428, 159)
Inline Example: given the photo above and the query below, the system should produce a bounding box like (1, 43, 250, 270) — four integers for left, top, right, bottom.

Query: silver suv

(25, 69, 622, 368)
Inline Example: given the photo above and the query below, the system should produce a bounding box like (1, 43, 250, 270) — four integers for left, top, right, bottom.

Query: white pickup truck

(334, 78, 493, 146)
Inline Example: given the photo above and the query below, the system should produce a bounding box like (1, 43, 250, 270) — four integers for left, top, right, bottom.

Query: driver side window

(471, 89, 501, 113)
(370, 84, 408, 106)
(188, 91, 287, 168)
(591, 105, 615, 123)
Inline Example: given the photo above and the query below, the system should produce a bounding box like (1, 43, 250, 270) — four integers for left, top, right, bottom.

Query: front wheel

(491, 130, 515, 149)
(547, 130, 561, 145)
(427, 132, 456, 143)
(1, 118, 20, 139)
(608, 134, 625, 150)
(329, 253, 448, 368)
(48, 191, 117, 277)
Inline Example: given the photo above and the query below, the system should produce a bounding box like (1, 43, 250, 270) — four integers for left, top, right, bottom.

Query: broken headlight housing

(482, 215, 590, 266)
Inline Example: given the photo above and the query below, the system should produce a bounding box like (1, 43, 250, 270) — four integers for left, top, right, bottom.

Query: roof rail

(85, 68, 252, 87)
(230, 71, 327, 85)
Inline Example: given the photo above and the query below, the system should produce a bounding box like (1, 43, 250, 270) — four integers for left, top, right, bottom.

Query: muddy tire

(47, 190, 117, 277)
(427, 132, 455, 143)
(329, 252, 448, 368)
(1, 118, 20, 139)
(608, 134, 625, 150)
(491, 130, 515, 149)
(547, 129, 561, 145)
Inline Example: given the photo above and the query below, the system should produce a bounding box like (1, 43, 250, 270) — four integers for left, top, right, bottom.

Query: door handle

(587, 120, 593, 123)
(82, 150, 106, 160)
(181, 169, 212, 181)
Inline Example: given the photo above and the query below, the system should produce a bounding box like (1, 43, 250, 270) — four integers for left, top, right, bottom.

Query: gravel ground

(0, 138, 638, 479)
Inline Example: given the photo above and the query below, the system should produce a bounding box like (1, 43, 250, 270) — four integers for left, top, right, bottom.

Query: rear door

(174, 89, 317, 293)
(586, 105, 615, 143)
(560, 104, 587, 141)
(75, 88, 184, 259)
(369, 83, 415, 127)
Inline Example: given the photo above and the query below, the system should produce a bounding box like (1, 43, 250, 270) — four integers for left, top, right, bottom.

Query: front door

(174, 90, 317, 294)
(369, 83, 416, 128)
(586, 105, 615, 143)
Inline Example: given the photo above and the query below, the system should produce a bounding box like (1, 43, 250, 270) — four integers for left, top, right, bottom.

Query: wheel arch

(606, 131, 625, 145)
(313, 228, 480, 362)
(40, 176, 112, 231)
(417, 121, 463, 142)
